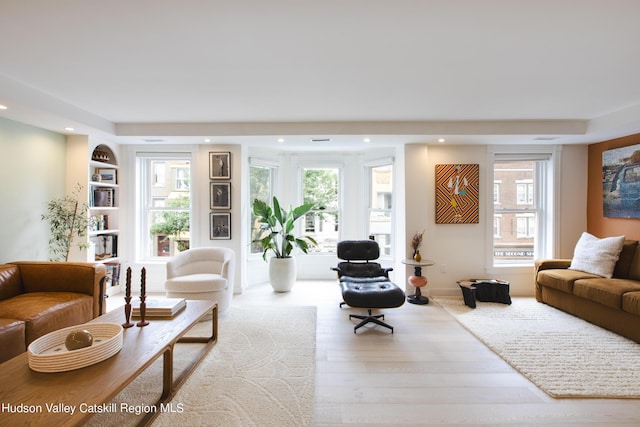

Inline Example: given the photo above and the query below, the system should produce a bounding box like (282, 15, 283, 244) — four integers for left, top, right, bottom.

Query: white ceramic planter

(269, 257, 297, 292)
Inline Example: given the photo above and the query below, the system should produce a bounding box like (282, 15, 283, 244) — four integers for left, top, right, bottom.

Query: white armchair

(164, 247, 235, 314)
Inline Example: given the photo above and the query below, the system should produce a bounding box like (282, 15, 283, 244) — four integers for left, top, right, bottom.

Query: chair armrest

(534, 259, 572, 299)
(10, 262, 106, 318)
(535, 259, 572, 272)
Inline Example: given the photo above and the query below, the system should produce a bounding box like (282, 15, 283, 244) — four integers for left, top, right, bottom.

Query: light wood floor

(109, 281, 640, 426)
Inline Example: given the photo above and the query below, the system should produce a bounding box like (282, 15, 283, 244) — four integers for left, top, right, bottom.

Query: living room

(2, 1, 640, 425)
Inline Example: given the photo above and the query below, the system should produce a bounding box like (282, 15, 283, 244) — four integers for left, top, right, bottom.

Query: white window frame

(248, 158, 278, 257)
(364, 158, 394, 259)
(300, 163, 342, 254)
(136, 152, 192, 262)
(485, 146, 561, 271)
(516, 179, 534, 205)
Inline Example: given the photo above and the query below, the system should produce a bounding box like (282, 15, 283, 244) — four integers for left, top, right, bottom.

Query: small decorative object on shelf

(91, 145, 112, 163)
(137, 267, 149, 327)
(411, 229, 425, 261)
(122, 267, 134, 328)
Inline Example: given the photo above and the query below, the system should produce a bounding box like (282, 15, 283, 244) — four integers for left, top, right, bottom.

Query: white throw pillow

(569, 232, 625, 278)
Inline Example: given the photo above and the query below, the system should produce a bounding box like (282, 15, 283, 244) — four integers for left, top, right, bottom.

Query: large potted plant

(252, 197, 317, 292)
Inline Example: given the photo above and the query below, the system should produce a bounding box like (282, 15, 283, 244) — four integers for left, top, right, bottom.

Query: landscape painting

(602, 143, 640, 218)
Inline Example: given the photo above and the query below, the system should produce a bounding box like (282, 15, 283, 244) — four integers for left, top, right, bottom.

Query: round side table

(401, 259, 434, 305)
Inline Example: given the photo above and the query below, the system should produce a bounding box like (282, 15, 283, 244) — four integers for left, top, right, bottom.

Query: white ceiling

(1, 0, 640, 150)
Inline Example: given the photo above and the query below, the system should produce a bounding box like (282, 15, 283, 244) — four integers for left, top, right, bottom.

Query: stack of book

(132, 298, 186, 318)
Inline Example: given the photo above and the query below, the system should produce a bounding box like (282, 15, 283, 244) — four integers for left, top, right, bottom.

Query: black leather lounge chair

(331, 240, 405, 333)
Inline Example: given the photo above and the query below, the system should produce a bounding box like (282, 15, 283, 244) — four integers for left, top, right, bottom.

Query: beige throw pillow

(569, 232, 625, 278)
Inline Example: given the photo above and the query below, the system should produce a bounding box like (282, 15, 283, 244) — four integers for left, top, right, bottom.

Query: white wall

(558, 144, 589, 257)
(0, 117, 66, 262)
(403, 143, 588, 297)
(124, 143, 244, 294)
(244, 146, 403, 286)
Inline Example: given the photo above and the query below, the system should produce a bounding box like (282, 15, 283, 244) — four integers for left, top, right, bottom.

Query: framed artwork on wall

(602, 143, 640, 218)
(435, 164, 480, 224)
(209, 152, 231, 179)
(210, 212, 231, 240)
(210, 182, 231, 210)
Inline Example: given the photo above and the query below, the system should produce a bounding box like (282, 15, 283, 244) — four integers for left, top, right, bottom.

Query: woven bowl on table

(28, 323, 123, 373)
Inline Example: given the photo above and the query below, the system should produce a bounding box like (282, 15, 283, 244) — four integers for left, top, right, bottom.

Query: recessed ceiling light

(277, 138, 285, 143)
(0, 105, 7, 110)
(438, 138, 445, 143)
(65, 127, 75, 132)
(363, 138, 371, 143)
(204, 138, 211, 143)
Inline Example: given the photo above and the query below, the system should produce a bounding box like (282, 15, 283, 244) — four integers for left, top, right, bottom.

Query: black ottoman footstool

(340, 279, 405, 333)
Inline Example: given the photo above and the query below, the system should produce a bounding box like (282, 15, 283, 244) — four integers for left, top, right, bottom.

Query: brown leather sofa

(0, 261, 106, 363)
(535, 239, 640, 343)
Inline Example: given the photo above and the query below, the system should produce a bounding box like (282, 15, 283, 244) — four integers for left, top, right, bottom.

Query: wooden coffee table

(0, 299, 217, 427)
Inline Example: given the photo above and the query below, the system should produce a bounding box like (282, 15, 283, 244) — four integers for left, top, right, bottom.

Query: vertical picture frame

(602, 143, 640, 218)
(210, 182, 231, 209)
(435, 164, 480, 224)
(209, 152, 231, 180)
(210, 212, 231, 240)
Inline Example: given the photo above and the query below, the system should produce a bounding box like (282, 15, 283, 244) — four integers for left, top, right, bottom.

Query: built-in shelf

(87, 144, 121, 294)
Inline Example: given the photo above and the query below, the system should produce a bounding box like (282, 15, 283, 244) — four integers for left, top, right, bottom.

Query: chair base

(349, 309, 394, 333)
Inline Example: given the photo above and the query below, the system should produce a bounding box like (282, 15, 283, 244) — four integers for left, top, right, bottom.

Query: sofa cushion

(613, 240, 639, 279)
(165, 274, 227, 292)
(0, 292, 93, 346)
(0, 318, 26, 363)
(573, 278, 640, 309)
(569, 232, 625, 278)
(536, 269, 600, 294)
(622, 291, 640, 316)
(0, 265, 24, 301)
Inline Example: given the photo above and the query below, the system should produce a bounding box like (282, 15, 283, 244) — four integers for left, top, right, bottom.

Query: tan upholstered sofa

(0, 261, 106, 363)
(535, 239, 640, 343)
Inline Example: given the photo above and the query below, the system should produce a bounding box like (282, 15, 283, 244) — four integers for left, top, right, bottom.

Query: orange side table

(402, 259, 434, 305)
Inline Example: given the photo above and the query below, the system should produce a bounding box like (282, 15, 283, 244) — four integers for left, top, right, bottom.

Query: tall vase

(269, 257, 297, 292)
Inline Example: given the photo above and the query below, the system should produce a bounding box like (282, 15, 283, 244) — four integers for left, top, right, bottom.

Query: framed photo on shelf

(210, 212, 231, 240)
(210, 182, 231, 209)
(97, 168, 117, 184)
(209, 152, 231, 179)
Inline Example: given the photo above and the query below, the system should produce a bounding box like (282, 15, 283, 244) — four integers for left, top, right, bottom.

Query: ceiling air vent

(533, 137, 559, 141)
(310, 138, 332, 143)
(143, 138, 165, 143)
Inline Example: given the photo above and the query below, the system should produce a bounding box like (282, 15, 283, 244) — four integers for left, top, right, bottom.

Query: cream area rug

(88, 306, 316, 427)
(433, 296, 640, 399)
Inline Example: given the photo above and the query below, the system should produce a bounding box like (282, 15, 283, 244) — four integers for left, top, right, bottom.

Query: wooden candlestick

(122, 267, 134, 328)
(136, 294, 149, 327)
(122, 295, 134, 328)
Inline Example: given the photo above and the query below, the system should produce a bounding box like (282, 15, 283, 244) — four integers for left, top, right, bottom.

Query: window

(368, 164, 393, 256)
(137, 155, 191, 259)
(516, 213, 535, 238)
(490, 150, 557, 266)
(493, 215, 502, 238)
(249, 163, 277, 254)
(302, 167, 340, 253)
(516, 179, 533, 204)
